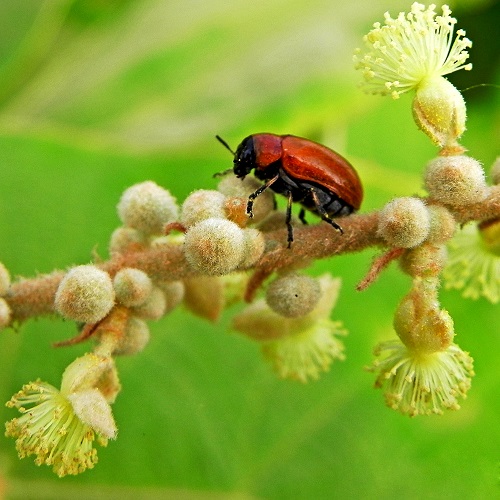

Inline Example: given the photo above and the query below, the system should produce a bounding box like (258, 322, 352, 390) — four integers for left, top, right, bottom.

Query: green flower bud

(266, 273, 321, 318)
(180, 189, 226, 228)
(378, 197, 430, 248)
(55, 265, 115, 323)
(412, 76, 466, 148)
(424, 155, 487, 206)
(184, 218, 245, 275)
(113, 268, 153, 307)
(117, 181, 178, 236)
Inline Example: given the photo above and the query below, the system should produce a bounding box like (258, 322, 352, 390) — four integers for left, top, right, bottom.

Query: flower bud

(67, 388, 117, 439)
(218, 176, 275, 223)
(132, 286, 166, 320)
(117, 181, 178, 236)
(55, 265, 115, 323)
(155, 280, 185, 314)
(109, 227, 146, 254)
(426, 206, 456, 244)
(180, 189, 226, 228)
(184, 218, 245, 275)
(490, 157, 500, 185)
(0, 262, 11, 296)
(113, 317, 150, 356)
(266, 273, 321, 318)
(378, 197, 430, 248)
(0, 298, 11, 329)
(399, 244, 447, 278)
(412, 76, 466, 148)
(183, 276, 224, 322)
(113, 268, 152, 307)
(424, 155, 487, 206)
(239, 228, 266, 267)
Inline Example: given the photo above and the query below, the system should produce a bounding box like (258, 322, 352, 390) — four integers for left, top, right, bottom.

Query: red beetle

(217, 133, 363, 246)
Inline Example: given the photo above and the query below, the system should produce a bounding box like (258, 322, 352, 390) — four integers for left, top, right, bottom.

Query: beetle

(216, 133, 363, 247)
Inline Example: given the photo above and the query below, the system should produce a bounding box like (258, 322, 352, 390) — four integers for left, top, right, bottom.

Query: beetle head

(233, 136, 256, 178)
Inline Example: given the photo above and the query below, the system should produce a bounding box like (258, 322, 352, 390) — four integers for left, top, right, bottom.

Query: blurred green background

(0, 0, 499, 498)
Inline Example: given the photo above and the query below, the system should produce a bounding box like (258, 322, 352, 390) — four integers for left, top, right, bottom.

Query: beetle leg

(310, 188, 344, 234)
(285, 190, 294, 248)
(298, 208, 308, 225)
(247, 173, 279, 218)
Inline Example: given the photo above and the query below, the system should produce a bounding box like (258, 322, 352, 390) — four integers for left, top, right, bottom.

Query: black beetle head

(233, 136, 256, 178)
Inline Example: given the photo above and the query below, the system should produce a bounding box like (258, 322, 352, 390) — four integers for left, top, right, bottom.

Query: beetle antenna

(216, 135, 236, 155)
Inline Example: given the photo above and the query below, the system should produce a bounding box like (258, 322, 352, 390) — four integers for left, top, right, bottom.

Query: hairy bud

(426, 206, 456, 244)
(113, 268, 153, 307)
(117, 181, 178, 236)
(113, 317, 150, 356)
(239, 228, 266, 267)
(0, 298, 11, 329)
(184, 218, 245, 275)
(266, 273, 321, 318)
(378, 198, 430, 248)
(155, 280, 185, 314)
(424, 155, 487, 206)
(132, 286, 167, 320)
(55, 265, 115, 323)
(180, 189, 226, 228)
(109, 227, 146, 254)
(400, 244, 447, 278)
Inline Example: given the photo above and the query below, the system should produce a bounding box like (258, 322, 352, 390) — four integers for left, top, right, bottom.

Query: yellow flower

(353, 3, 472, 99)
(5, 354, 118, 477)
(368, 339, 474, 416)
(443, 222, 500, 303)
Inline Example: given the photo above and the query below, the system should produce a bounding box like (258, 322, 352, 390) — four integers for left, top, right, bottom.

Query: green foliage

(0, 0, 498, 498)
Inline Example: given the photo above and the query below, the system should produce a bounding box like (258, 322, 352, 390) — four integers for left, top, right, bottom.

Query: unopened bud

(180, 189, 226, 228)
(400, 244, 447, 277)
(117, 181, 178, 236)
(113, 317, 150, 356)
(378, 197, 430, 248)
(132, 286, 166, 320)
(0, 298, 11, 329)
(0, 262, 10, 295)
(239, 228, 266, 267)
(427, 206, 456, 244)
(109, 227, 146, 254)
(184, 218, 245, 275)
(218, 176, 275, 223)
(424, 155, 487, 206)
(155, 280, 185, 314)
(266, 273, 321, 318)
(55, 265, 115, 323)
(113, 268, 153, 307)
(412, 76, 466, 148)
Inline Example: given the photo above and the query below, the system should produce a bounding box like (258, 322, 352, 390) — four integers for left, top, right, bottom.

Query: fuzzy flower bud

(109, 227, 146, 254)
(180, 189, 226, 228)
(132, 286, 167, 320)
(55, 265, 115, 323)
(0, 262, 10, 295)
(266, 273, 321, 318)
(113, 317, 150, 356)
(117, 181, 178, 236)
(412, 76, 466, 148)
(426, 205, 456, 244)
(490, 157, 500, 185)
(400, 244, 447, 278)
(184, 218, 245, 275)
(424, 155, 487, 206)
(378, 197, 430, 248)
(113, 268, 153, 307)
(155, 280, 185, 314)
(0, 297, 11, 329)
(239, 228, 266, 267)
(183, 276, 224, 322)
(218, 176, 275, 224)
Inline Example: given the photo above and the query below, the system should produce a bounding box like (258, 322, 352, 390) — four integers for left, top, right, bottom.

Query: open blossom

(353, 3, 472, 99)
(5, 354, 118, 477)
(443, 221, 500, 303)
(368, 339, 474, 416)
